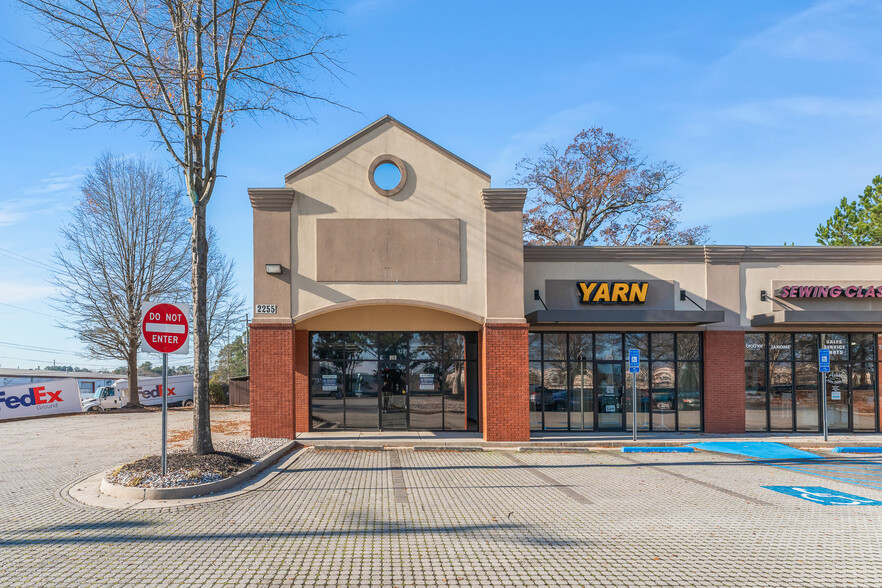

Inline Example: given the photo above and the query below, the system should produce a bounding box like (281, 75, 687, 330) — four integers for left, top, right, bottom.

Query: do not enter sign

(141, 301, 190, 354)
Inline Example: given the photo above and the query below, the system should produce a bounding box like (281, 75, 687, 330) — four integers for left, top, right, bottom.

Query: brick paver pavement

(3, 412, 882, 586)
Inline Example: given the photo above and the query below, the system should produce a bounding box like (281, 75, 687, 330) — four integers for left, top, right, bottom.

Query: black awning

(751, 311, 882, 327)
(525, 309, 725, 326)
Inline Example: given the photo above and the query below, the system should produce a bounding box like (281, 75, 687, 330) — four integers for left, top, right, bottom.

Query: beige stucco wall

(743, 262, 882, 327)
(286, 120, 492, 327)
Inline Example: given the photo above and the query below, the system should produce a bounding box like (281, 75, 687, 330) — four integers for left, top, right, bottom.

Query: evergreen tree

(816, 176, 882, 245)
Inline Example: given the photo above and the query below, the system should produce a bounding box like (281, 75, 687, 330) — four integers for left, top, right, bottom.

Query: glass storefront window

(745, 361, 767, 432)
(651, 333, 674, 361)
(651, 362, 676, 431)
(310, 331, 477, 431)
(677, 362, 701, 431)
(677, 333, 701, 360)
(569, 333, 593, 361)
(768, 334, 792, 362)
(746, 332, 879, 433)
(769, 361, 793, 431)
(530, 332, 701, 432)
(596, 333, 623, 360)
(745, 333, 766, 361)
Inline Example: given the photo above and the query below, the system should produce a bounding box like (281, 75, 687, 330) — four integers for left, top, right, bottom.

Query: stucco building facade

(248, 116, 882, 441)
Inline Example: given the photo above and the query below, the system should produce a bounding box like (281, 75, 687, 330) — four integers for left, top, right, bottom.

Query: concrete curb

(99, 440, 298, 501)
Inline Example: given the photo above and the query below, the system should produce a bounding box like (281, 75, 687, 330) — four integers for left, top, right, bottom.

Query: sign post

(819, 347, 830, 443)
(628, 349, 640, 442)
(141, 302, 190, 476)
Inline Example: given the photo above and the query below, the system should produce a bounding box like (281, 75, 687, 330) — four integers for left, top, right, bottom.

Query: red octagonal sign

(141, 302, 190, 354)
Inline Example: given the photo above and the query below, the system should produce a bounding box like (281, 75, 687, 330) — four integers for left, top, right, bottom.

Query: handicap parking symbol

(763, 486, 882, 505)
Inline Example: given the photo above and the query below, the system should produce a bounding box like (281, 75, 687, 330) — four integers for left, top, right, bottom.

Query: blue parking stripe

(831, 447, 882, 454)
(621, 447, 694, 453)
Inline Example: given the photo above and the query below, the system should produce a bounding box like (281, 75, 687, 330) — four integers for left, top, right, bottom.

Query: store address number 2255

(255, 304, 277, 314)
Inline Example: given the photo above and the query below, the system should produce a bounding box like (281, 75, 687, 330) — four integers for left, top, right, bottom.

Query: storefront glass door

(380, 361, 408, 429)
(825, 366, 850, 431)
(569, 359, 594, 430)
(596, 362, 623, 430)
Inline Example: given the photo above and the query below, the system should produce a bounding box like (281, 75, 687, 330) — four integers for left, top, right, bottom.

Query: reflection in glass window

(769, 361, 793, 431)
(677, 362, 701, 431)
(651, 362, 676, 431)
(409, 333, 442, 360)
(651, 333, 674, 360)
(853, 363, 876, 432)
(794, 333, 817, 362)
(529, 361, 543, 431)
(795, 362, 819, 431)
(529, 333, 542, 361)
(310, 361, 345, 429)
(677, 333, 700, 360)
(624, 333, 648, 357)
(745, 362, 767, 432)
(443, 333, 466, 362)
(569, 333, 592, 361)
(542, 361, 568, 429)
(823, 334, 848, 361)
(543, 333, 568, 362)
(744, 333, 766, 361)
(595, 333, 623, 360)
(850, 334, 875, 362)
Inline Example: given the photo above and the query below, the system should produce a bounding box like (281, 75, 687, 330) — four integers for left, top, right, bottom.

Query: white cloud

(24, 172, 85, 195)
(0, 281, 57, 304)
(0, 198, 63, 227)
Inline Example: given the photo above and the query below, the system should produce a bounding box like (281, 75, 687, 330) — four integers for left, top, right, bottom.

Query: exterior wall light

(265, 264, 282, 275)
(761, 290, 768, 301)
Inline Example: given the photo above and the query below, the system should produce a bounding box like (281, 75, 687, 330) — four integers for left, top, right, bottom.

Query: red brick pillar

(294, 329, 310, 434)
(703, 330, 746, 434)
(481, 322, 530, 442)
(249, 322, 295, 439)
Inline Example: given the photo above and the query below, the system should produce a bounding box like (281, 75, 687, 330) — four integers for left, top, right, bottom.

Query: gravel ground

(105, 436, 290, 488)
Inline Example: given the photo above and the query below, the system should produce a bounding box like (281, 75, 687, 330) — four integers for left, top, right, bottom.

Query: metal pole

(822, 373, 828, 443)
(632, 371, 637, 442)
(161, 352, 168, 476)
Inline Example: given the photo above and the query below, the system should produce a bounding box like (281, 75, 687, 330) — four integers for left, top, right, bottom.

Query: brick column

(481, 322, 529, 442)
(249, 322, 295, 439)
(294, 329, 310, 434)
(703, 330, 745, 433)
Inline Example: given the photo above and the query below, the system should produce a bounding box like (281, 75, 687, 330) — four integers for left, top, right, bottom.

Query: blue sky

(1, 0, 881, 370)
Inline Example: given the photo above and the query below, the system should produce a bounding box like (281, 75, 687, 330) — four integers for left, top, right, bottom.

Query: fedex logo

(139, 385, 176, 399)
(0, 386, 63, 410)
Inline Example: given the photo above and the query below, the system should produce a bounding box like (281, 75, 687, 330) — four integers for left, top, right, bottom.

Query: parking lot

(3, 413, 882, 586)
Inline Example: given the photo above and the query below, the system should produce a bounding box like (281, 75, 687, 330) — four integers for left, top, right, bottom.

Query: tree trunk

(191, 200, 214, 454)
(126, 341, 141, 407)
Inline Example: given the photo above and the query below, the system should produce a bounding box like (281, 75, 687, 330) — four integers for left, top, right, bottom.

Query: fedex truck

(82, 375, 194, 411)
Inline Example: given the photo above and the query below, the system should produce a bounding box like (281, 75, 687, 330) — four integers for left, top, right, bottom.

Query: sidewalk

(296, 429, 882, 449)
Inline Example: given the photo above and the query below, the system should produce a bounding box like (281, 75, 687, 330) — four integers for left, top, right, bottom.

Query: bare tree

(15, 0, 340, 453)
(514, 128, 709, 246)
(53, 153, 190, 407)
(206, 227, 246, 353)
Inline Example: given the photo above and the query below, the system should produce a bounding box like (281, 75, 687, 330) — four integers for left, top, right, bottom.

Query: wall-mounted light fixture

(265, 264, 282, 275)
(679, 291, 686, 301)
(761, 290, 768, 301)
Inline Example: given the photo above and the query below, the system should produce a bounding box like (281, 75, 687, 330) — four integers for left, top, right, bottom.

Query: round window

(368, 154, 407, 196)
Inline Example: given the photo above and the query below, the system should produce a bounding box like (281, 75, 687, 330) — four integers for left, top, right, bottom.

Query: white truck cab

(82, 385, 122, 411)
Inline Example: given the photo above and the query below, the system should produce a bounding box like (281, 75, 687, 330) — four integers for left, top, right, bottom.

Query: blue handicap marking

(628, 349, 640, 373)
(819, 348, 830, 372)
(763, 486, 882, 505)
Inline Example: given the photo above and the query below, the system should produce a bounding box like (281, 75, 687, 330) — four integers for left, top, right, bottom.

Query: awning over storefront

(525, 309, 725, 326)
(750, 310, 882, 327)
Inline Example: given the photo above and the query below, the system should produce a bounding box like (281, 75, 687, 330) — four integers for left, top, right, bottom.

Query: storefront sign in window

(578, 281, 648, 304)
(419, 373, 434, 391)
(321, 374, 337, 391)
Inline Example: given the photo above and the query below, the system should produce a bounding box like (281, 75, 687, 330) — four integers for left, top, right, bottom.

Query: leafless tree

(53, 152, 190, 407)
(514, 128, 709, 246)
(15, 0, 341, 453)
(206, 227, 246, 353)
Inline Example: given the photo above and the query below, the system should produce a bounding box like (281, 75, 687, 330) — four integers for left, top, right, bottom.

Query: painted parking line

(763, 486, 882, 505)
(388, 450, 409, 504)
(500, 452, 592, 505)
(621, 447, 694, 453)
(612, 452, 772, 505)
(692, 441, 882, 492)
(831, 447, 882, 454)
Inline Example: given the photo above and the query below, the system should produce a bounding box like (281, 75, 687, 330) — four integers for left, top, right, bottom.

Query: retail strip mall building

(248, 116, 882, 441)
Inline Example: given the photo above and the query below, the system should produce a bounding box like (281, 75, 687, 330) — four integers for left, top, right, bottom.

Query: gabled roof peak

(284, 115, 490, 183)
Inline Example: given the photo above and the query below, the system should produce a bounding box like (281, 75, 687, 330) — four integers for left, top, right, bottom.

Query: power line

(0, 246, 64, 273)
(0, 302, 62, 320)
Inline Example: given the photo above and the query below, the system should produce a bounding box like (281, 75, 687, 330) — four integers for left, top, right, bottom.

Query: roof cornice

(482, 188, 527, 211)
(524, 245, 882, 264)
(248, 188, 295, 211)
(284, 115, 491, 183)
